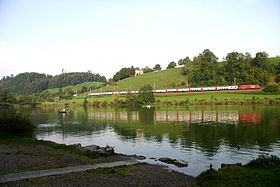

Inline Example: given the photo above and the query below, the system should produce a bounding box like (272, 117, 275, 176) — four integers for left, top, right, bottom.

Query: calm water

(6, 105, 280, 176)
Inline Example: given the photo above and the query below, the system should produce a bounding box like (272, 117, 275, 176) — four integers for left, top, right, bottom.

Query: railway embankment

(41, 90, 280, 107)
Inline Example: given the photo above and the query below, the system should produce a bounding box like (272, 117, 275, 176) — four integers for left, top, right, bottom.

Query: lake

(7, 105, 280, 176)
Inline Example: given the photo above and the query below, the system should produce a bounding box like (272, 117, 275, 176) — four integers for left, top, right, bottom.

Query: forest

(0, 72, 106, 95)
(181, 50, 280, 86)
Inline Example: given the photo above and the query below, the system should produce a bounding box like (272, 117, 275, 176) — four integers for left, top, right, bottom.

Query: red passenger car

(238, 85, 261, 90)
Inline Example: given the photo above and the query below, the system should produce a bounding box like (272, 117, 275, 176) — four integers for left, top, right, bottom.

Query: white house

(134, 67, 144, 76)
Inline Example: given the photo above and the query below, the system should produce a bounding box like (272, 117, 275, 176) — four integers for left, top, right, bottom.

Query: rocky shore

(0, 136, 196, 186)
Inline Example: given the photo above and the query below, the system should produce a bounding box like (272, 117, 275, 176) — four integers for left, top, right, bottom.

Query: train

(88, 84, 260, 96)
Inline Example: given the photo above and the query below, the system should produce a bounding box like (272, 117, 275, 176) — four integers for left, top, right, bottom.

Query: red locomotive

(238, 85, 261, 90)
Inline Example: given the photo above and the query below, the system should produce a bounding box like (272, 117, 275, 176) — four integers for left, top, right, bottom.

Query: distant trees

(0, 73, 50, 94)
(143, 66, 153, 73)
(153, 64, 162, 71)
(0, 72, 106, 95)
(113, 67, 135, 82)
(181, 49, 272, 86)
(167, 61, 177, 69)
(252, 51, 269, 69)
(0, 89, 16, 104)
(48, 72, 106, 89)
(178, 56, 191, 66)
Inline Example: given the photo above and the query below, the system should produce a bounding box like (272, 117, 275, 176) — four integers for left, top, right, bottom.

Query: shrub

(245, 155, 280, 169)
(137, 85, 155, 105)
(101, 100, 107, 107)
(181, 81, 186, 86)
(0, 113, 36, 137)
(263, 85, 279, 93)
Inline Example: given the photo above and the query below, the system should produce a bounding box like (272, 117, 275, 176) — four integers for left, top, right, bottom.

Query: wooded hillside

(0, 72, 106, 94)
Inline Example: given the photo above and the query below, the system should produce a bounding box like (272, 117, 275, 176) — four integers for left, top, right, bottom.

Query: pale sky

(0, 0, 279, 79)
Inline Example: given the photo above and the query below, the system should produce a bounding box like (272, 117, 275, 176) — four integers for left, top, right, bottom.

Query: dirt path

(0, 137, 196, 186)
(0, 160, 139, 183)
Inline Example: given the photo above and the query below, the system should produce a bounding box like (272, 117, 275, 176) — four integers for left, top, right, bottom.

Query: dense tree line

(113, 67, 135, 82)
(0, 73, 51, 94)
(48, 72, 106, 89)
(181, 49, 279, 86)
(0, 72, 106, 95)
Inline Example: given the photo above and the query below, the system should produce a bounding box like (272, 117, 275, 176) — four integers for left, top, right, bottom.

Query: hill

(95, 56, 280, 93)
(0, 72, 106, 95)
(46, 81, 104, 95)
(95, 67, 187, 92)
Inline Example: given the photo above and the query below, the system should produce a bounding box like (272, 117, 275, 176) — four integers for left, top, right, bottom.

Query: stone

(159, 157, 188, 167)
(173, 159, 188, 167)
(105, 146, 114, 153)
(83, 145, 100, 151)
(135, 155, 146, 160)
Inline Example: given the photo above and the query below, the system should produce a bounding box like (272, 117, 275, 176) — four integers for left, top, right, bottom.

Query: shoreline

(0, 135, 196, 186)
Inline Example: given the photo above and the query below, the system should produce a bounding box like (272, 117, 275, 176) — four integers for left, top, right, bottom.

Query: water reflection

(88, 109, 241, 125)
(3, 105, 280, 176)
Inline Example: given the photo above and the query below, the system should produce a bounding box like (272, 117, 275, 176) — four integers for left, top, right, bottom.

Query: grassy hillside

(95, 68, 187, 92)
(95, 57, 280, 93)
(46, 81, 104, 94)
(267, 56, 280, 65)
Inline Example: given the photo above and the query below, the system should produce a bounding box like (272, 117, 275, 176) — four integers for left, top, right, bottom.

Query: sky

(0, 0, 279, 79)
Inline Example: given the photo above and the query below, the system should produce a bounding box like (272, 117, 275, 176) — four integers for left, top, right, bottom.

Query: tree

(126, 93, 139, 107)
(81, 86, 88, 93)
(252, 51, 269, 69)
(113, 67, 135, 82)
(137, 85, 155, 105)
(201, 49, 218, 64)
(153, 64, 162, 71)
(178, 56, 191, 66)
(0, 89, 16, 103)
(167, 61, 177, 69)
(143, 66, 153, 73)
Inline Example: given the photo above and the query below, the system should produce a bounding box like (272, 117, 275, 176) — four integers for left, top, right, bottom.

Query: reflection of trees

(138, 108, 155, 124)
(19, 106, 280, 155)
(110, 107, 280, 154)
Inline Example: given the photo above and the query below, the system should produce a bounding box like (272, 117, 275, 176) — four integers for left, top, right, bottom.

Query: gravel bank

(0, 137, 196, 186)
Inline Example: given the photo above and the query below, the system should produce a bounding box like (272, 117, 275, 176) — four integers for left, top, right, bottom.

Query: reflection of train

(88, 85, 260, 96)
(88, 110, 241, 125)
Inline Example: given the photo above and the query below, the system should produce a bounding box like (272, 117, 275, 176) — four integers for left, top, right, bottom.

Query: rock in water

(105, 146, 114, 153)
(83, 145, 100, 151)
(159, 157, 188, 167)
(174, 159, 188, 167)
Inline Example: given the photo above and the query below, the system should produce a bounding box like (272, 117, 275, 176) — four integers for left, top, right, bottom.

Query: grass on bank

(46, 81, 104, 94)
(0, 134, 108, 159)
(196, 155, 280, 186)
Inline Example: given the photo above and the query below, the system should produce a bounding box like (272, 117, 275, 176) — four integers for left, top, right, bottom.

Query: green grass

(46, 81, 104, 94)
(42, 90, 280, 106)
(196, 155, 280, 186)
(95, 67, 187, 92)
(267, 56, 280, 65)
(155, 91, 280, 103)
(0, 135, 108, 159)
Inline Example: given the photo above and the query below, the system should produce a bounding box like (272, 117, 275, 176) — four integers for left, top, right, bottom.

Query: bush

(0, 113, 36, 137)
(263, 85, 279, 93)
(137, 85, 155, 105)
(245, 155, 280, 169)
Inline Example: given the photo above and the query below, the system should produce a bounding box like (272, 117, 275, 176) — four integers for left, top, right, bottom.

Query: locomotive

(88, 85, 260, 96)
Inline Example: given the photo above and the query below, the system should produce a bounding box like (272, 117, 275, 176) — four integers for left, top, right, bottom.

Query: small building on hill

(135, 67, 144, 76)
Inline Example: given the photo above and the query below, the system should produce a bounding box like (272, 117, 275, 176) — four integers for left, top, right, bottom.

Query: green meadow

(46, 81, 104, 94)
